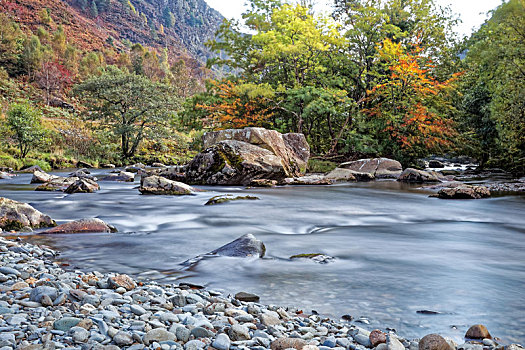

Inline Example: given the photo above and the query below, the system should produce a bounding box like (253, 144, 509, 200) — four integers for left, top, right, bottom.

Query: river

(1, 169, 524, 344)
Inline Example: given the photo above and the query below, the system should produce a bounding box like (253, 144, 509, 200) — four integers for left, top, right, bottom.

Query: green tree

(74, 66, 180, 159)
(89, 0, 99, 17)
(23, 35, 44, 80)
(7, 103, 46, 158)
(0, 13, 24, 75)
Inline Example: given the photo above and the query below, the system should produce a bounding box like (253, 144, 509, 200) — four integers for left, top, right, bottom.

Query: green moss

(307, 159, 337, 173)
(290, 253, 324, 259)
(205, 194, 260, 206)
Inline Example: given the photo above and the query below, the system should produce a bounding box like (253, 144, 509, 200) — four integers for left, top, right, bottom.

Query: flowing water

(1, 169, 525, 344)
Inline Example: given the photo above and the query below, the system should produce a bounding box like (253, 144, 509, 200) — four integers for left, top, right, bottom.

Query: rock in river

(99, 171, 135, 182)
(64, 178, 100, 193)
(35, 177, 79, 191)
(339, 158, 403, 179)
(235, 291, 260, 302)
(465, 324, 492, 339)
(185, 127, 310, 185)
(437, 186, 490, 199)
(139, 175, 195, 195)
(398, 168, 441, 183)
(31, 170, 59, 183)
(325, 168, 375, 182)
(42, 218, 116, 234)
(205, 195, 260, 205)
(0, 197, 56, 231)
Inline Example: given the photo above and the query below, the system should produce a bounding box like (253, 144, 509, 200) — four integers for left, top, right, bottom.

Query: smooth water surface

(1, 170, 524, 343)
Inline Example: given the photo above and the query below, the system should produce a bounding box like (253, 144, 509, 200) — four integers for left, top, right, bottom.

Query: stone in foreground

(419, 334, 454, 350)
(235, 291, 260, 302)
(437, 186, 490, 199)
(340, 158, 403, 178)
(42, 218, 116, 234)
(465, 324, 492, 339)
(108, 274, 136, 291)
(0, 197, 56, 231)
(271, 337, 307, 350)
(139, 175, 195, 195)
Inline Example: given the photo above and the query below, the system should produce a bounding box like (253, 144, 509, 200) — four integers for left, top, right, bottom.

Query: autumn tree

(36, 61, 73, 104)
(0, 14, 24, 75)
(363, 39, 458, 163)
(74, 66, 180, 159)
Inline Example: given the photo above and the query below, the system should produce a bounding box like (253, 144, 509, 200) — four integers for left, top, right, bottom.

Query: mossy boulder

(205, 194, 259, 205)
(290, 253, 335, 264)
(0, 197, 56, 231)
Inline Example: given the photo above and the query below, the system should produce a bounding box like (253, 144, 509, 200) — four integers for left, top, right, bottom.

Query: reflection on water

(1, 170, 525, 344)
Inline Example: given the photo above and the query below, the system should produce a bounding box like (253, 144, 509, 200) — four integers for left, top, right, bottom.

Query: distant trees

(6, 103, 46, 159)
(74, 66, 180, 158)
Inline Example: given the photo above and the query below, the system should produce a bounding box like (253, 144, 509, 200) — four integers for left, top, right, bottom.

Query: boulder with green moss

(290, 253, 335, 264)
(0, 197, 56, 231)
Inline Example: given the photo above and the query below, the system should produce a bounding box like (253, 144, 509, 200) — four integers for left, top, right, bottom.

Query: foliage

(74, 66, 180, 158)
(362, 39, 459, 163)
(6, 102, 46, 158)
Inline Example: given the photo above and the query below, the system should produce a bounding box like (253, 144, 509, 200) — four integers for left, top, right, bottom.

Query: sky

(204, 0, 504, 38)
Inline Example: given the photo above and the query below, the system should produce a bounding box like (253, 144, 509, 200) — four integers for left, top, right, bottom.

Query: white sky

(204, 0, 504, 38)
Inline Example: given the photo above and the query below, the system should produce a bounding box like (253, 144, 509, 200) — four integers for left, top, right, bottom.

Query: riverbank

(0, 236, 522, 350)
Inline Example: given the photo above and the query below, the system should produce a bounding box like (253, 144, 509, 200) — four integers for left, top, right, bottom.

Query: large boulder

(437, 186, 491, 199)
(339, 158, 402, 179)
(64, 178, 100, 194)
(31, 170, 58, 184)
(419, 334, 453, 350)
(283, 174, 334, 185)
(185, 140, 287, 185)
(203, 127, 310, 173)
(398, 168, 441, 183)
(0, 197, 56, 231)
(42, 218, 116, 234)
(325, 168, 375, 182)
(139, 175, 195, 195)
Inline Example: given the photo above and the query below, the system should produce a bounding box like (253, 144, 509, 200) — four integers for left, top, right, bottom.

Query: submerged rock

(340, 158, 403, 179)
(398, 168, 441, 183)
(290, 253, 335, 264)
(139, 175, 195, 195)
(0, 197, 56, 231)
(437, 186, 490, 199)
(64, 178, 100, 194)
(42, 218, 116, 234)
(182, 234, 266, 266)
(205, 194, 259, 205)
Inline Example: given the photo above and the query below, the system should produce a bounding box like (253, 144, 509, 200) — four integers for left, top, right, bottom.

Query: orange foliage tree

(196, 80, 273, 130)
(363, 39, 460, 163)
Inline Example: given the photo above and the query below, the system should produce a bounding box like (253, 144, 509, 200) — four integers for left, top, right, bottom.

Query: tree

(362, 39, 458, 163)
(89, 0, 98, 18)
(7, 103, 46, 158)
(459, 0, 525, 174)
(36, 61, 73, 105)
(74, 66, 180, 159)
(0, 13, 24, 75)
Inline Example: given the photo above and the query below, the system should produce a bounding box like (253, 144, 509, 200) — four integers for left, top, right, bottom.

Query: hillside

(0, 0, 224, 65)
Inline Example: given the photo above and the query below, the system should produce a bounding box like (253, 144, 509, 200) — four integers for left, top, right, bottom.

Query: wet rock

(0, 171, 14, 179)
(437, 186, 491, 199)
(19, 165, 43, 173)
(0, 197, 56, 231)
(31, 170, 58, 184)
(42, 218, 116, 234)
(284, 174, 334, 185)
(35, 177, 79, 191)
(77, 160, 94, 168)
(100, 171, 135, 182)
(235, 291, 260, 302)
(398, 168, 441, 183)
(419, 334, 453, 350)
(101, 163, 116, 168)
(325, 168, 357, 182)
(108, 274, 136, 291)
(340, 158, 403, 179)
(139, 175, 195, 195)
(370, 329, 387, 347)
(271, 337, 307, 350)
(211, 234, 266, 258)
(64, 178, 100, 193)
(205, 195, 259, 205)
(125, 163, 146, 173)
(143, 328, 176, 345)
(465, 325, 492, 339)
(428, 160, 445, 168)
(290, 253, 335, 264)
(249, 179, 278, 187)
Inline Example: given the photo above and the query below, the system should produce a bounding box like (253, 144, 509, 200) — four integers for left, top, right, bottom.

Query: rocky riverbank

(0, 237, 523, 350)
